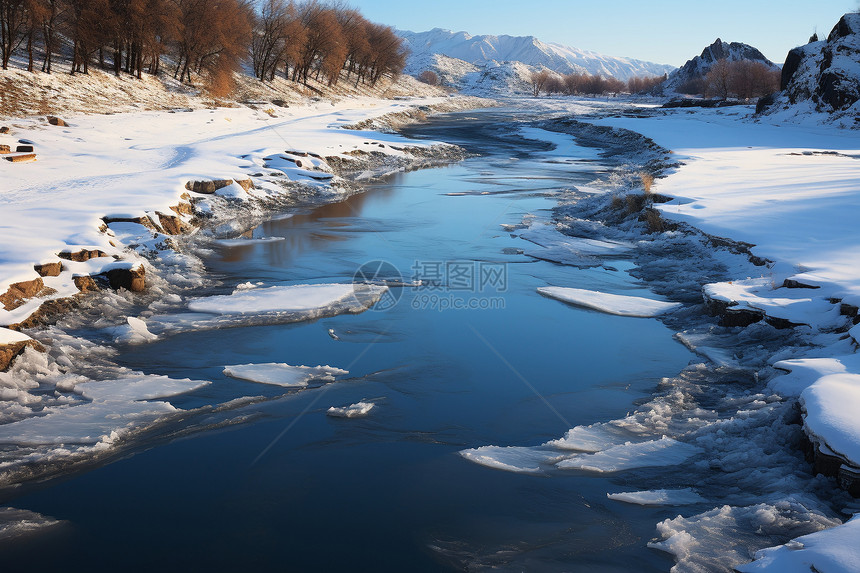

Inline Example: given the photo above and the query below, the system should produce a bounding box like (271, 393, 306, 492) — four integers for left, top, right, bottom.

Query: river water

(0, 108, 701, 570)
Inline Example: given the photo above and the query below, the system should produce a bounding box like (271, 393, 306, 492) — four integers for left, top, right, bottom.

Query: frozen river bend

(1, 99, 860, 571)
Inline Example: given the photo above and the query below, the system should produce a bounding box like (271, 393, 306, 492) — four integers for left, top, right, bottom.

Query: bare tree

(704, 58, 732, 99)
(530, 69, 550, 96)
(418, 69, 437, 85)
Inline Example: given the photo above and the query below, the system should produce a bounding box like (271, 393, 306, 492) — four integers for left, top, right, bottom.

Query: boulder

(33, 261, 63, 277)
(0, 278, 45, 311)
(169, 202, 194, 216)
(0, 144, 10, 154)
(102, 266, 145, 292)
(58, 249, 108, 262)
(73, 275, 99, 292)
(157, 213, 190, 235)
(0, 126, 9, 134)
(46, 116, 67, 126)
(235, 178, 254, 191)
(185, 179, 234, 194)
(4, 153, 36, 163)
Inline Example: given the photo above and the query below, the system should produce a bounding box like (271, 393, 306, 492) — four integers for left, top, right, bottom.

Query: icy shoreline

(0, 95, 481, 492)
(457, 99, 860, 572)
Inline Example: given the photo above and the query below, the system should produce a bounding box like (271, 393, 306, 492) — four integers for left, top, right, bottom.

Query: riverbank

(0, 95, 488, 368)
(489, 99, 860, 572)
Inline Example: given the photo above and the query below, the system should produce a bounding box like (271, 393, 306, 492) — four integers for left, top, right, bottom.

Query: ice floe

(555, 436, 702, 472)
(607, 488, 707, 506)
(0, 507, 63, 541)
(223, 363, 348, 387)
(537, 286, 681, 317)
(326, 402, 375, 418)
(75, 374, 210, 402)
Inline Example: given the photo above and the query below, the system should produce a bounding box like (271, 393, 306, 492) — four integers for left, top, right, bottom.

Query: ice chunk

(75, 375, 210, 402)
(544, 424, 625, 452)
(326, 402, 375, 418)
(556, 436, 701, 472)
(223, 363, 348, 387)
(649, 500, 840, 573)
(187, 283, 386, 314)
(0, 507, 63, 541)
(459, 445, 556, 474)
(737, 514, 860, 573)
(538, 286, 681, 317)
(112, 316, 158, 344)
(607, 488, 707, 506)
(0, 401, 177, 445)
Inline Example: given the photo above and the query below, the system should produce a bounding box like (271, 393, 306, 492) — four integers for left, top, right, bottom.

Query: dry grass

(643, 209, 664, 233)
(640, 172, 654, 194)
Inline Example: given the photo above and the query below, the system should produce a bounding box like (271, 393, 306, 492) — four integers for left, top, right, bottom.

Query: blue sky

(352, 0, 857, 66)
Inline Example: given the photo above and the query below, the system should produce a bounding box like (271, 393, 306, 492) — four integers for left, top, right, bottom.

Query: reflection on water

(0, 109, 691, 572)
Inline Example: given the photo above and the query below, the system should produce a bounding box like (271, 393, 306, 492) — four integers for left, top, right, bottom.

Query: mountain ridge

(398, 28, 676, 82)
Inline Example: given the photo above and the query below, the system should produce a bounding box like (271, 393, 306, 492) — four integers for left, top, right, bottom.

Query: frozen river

(0, 108, 729, 570)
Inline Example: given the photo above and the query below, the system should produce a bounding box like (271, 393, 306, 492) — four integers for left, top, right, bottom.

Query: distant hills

(397, 28, 676, 94)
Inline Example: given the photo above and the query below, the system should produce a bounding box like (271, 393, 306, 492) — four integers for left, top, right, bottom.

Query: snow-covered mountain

(398, 28, 675, 84)
(662, 38, 778, 93)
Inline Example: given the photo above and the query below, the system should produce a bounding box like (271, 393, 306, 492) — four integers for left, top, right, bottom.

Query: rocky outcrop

(662, 38, 778, 93)
(33, 262, 63, 277)
(0, 339, 45, 371)
(101, 265, 145, 292)
(185, 179, 234, 194)
(0, 278, 45, 310)
(58, 249, 109, 262)
(46, 116, 67, 126)
(772, 13, 860, 115)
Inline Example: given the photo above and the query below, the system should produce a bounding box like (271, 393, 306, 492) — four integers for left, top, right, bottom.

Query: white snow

(800, 373, 860, 468)
(607, 488, 707, 506)
(537, 286, 681, 317)
(0, 328, 31, 345)
(737, 514, 860, 573)
(326, 402, 375, 418)
(223, 363, 348, 387)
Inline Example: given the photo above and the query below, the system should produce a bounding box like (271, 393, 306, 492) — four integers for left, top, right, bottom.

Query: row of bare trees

(0, 0, 406, 93)
(678, 59, 779, 99)
(531, 69, 666, 96)
(249, 0, 405, 88)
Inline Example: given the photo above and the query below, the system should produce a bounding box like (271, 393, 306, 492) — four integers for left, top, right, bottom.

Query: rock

(185, 179, 234, 194)
(0, 278, 45, 311)
(33, 262, 63, 277)
(102, 266, 145, 292)
(271, 99, 288, 107)
(235, 178, 254, 192)
(0, 144, 10, 154)
(102, 215, 160, 233)
(285, 150, 308, 157)
(169, 202, 194, 216)
(840, 303, 859, 317)
(46, 116, 67, 126)
(782, 278, 820, 289)
(755, 92, 778, 115)
(73, 275, 99, 292)
(157, 213, 190, 235)
(0, 126, 9, 134)
(662, 38, 779, 93)
(58, 249, 108, 262)
(0, 340, 45, 371)
(781, 13, 860, 113)
(781, 46, 807, 90)
(4, 153, 36, 163)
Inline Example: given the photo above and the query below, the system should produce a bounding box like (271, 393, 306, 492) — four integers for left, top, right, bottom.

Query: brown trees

(704, 59, 780, 99)
(0, 0, 406, 97)
(418, 69, 437, 85)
